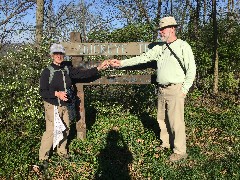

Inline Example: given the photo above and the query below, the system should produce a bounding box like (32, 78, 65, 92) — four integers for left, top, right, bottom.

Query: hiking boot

(32, 160, 48, 172)
(169, 153, 188, 162)
(41, 160, 48, 170)
(156, 145, 170, 152)
(60, 154, 70, 160)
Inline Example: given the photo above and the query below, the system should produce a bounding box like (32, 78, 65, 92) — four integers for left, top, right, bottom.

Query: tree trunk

(212, 0, 219, 94)
(153, 0, 162, 40)
(46, 0, 54, 40)
(203, 0, 207, 24)
(80, 0, 87, 42)
(180, 0, 189, 34)
(170, 0, 173, 15)
(194, 0, 200, 39)
(36, 0, 44, 46)
(228, 0, 234, 12)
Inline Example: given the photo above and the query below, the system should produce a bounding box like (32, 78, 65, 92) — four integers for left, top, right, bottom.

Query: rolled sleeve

(121, 45, 162, 67)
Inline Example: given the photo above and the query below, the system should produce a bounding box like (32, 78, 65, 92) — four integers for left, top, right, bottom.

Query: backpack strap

(46, 65, 55, 84)
(46, 65, 69, 86)
(61, 70, 67, 91)
(61, 66, 69, 91)
(64, 66, 69, 75)
(165, 42, 187, 75)
(46, 65, 70, 106)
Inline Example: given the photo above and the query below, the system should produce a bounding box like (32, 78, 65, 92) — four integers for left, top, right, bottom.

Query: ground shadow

(67, 94, 98, 145)
(132, 101, 174, 148)
(85, 105, 97, 130)
(66, 90, 78, 149)
(163, 105, 175, 149)
(94, 130, 133, 180)
(138, 111, 160, 139)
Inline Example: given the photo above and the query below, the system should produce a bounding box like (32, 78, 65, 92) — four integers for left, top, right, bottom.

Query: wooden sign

(67, 32, 157, 140)
(61, 42, 152, 56)
(79, 74, 157, 85)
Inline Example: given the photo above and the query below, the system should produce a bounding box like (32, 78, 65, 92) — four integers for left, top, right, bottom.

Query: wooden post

(70, 32, 86, 140)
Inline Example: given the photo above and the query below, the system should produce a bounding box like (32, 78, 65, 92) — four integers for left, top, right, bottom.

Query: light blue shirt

(120, 39, 196, 94)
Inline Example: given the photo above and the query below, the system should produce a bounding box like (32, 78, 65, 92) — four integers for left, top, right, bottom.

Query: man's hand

(110, 59, 121, 68)
(55, 91, 68, 101)
(97, 60, 110, 71)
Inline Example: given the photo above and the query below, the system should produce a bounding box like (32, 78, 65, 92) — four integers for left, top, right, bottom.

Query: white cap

(50, 43, 65, 54)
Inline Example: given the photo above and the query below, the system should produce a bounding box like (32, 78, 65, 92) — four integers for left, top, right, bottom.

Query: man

(37, 43, 109, 169)
(110, 16, 196, 162)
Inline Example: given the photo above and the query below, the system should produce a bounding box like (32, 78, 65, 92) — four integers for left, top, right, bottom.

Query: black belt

(158, 83, 176, 88)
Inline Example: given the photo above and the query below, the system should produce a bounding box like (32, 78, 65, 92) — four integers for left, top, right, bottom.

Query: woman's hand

(55, 91, 68, 101)
(97, 60, 110, 71)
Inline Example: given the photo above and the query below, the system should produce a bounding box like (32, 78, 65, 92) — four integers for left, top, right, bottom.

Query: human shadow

(67, 86, 98, 148)
(94, 130, 133, 180)
(85, 105, 97, 130)
(138, 104, 174, 149)
(66, 85, 79, 149)
(138, 112, 160, 139)
(162, 104, 175, 149)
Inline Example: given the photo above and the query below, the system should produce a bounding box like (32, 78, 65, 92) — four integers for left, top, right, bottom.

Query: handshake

(97, 59, 121, 71)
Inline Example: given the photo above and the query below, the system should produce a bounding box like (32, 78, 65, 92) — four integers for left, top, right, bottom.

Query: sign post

(70, 32, 86, 140)
(64, 32, 157, 139)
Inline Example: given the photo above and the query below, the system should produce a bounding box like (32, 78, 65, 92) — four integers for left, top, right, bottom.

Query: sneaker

(169, 153, 188, 162)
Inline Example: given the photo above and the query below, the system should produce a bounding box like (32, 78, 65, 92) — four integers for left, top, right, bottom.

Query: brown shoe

(61, 154, 70, 160)
(169, 153, 188, 162)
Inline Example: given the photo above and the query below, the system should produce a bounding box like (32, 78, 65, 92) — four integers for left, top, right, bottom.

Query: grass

(0, 88, 239, 179)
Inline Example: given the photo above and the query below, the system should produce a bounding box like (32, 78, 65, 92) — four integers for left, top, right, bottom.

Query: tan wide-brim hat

(159, 16, 179, 30)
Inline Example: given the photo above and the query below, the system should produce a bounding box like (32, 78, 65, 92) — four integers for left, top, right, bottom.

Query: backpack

(46, 65, 76, 120)
(47, 65, 69, 86)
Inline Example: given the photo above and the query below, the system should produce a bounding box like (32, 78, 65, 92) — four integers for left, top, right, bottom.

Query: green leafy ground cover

(0, 43, 239, 179)
(0, 85, 239, 179)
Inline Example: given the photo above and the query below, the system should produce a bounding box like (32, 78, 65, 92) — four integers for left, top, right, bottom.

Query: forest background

(0, 0, 239, 179)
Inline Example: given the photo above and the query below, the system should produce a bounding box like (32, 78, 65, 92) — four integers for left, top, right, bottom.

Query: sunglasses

(53, 52, 64, 55)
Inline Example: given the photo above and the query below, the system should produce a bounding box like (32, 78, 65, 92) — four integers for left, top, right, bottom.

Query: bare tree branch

(0, 1, 35, 26)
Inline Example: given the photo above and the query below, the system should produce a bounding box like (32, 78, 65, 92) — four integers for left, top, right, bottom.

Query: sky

(11, 0, 74, 43)
(8, 0, 122, 43)
(3, 0, 239, 43)
(3, 0, 80, 43)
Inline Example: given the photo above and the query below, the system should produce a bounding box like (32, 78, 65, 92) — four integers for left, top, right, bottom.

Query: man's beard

(161, 35, 170, 42)
(161, 32, 171, 42)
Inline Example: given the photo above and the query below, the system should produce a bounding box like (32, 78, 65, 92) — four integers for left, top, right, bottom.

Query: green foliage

(1, 14, 240, 179)
(109, 23, 154, 42)
(88, 23, 154, 43)
(0, 42, 51, 178)
(181, 16, 240, 94)
(219, 72, 239, 93)
(21, 91, 238, 179)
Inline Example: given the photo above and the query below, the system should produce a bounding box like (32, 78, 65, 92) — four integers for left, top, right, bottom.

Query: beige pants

(39, 101, 70, 161)
(157, 83, 186, 155)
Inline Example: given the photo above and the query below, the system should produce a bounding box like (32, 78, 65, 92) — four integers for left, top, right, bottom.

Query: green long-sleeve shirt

(120, 39, 196, 94)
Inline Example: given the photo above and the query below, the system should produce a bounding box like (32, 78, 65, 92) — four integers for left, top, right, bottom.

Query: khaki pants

(157, 83, 186, 155)
(39, 101, 70, 161)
